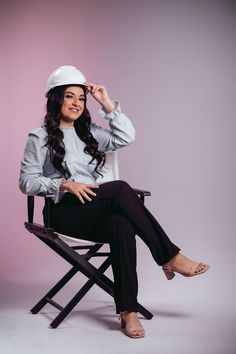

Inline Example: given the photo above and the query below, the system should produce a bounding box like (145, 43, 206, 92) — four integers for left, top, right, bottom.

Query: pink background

(1, 0, 235, 311)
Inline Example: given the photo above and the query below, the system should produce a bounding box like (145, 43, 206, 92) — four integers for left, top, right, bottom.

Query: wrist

(98, 100, 121, 121)
(60, 179, 72, 191)
(101, 100, 115, 113)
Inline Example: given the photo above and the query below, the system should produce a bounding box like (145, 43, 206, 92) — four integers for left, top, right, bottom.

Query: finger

(84, 85, 93, 94)
(84, 81, 94, 87)
(91, 85, 98, 94)
(85, 184, 100, 189)
(84, 187, 97, 197)
(85, 82, 104, 91)
(85, 82, 96, 92)
(80, 189, 92, 202)
(86, 86, 93, 94)
(96, 85, 105, 90)
(75, 192, 85, 204)
(93, 85, 104, 93)
(91, 84, 103, 94)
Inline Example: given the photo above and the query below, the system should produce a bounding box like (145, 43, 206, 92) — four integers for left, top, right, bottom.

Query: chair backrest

(96, 150, 119, 183)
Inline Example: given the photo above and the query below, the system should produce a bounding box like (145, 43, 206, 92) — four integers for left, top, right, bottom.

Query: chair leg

(50, 257, 112, 328)
(30, 236, 153, 327)
(31, 266, 79, 314)
(49, 258, 153, 328)
(137, 304, 153, 320)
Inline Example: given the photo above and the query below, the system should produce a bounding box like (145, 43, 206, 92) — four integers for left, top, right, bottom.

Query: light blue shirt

(19, 101, 135, 203)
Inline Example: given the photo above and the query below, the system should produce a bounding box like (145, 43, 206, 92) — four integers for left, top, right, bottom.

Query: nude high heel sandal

(119, 311, 145, 339)
(162, 253, 210, 280)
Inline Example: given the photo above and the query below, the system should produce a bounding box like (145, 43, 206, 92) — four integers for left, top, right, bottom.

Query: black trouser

(44, 180, 180, 314)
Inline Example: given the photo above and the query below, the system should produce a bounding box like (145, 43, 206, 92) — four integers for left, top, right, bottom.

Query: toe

(194, 263, 202, 273)
(131, 330, 139, 337)
(137, 330, 144, 337)
(195, 263, 207, 273)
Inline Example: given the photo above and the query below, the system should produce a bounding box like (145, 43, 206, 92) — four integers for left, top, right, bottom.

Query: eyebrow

(65, 91, 85, 97)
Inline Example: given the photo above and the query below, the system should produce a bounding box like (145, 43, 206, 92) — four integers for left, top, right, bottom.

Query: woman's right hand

(60, 180, 99, 204)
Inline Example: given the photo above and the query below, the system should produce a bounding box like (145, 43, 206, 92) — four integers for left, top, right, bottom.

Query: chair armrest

(133, 188, 151, 203)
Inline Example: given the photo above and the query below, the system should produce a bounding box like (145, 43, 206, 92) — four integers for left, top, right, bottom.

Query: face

(60, 86, 85, 125)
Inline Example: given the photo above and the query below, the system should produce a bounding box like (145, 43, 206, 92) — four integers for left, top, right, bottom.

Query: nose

(72, 97, 79, 106)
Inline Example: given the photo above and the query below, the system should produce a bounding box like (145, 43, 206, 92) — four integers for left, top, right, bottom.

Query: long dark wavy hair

(44, 84, 106, 179)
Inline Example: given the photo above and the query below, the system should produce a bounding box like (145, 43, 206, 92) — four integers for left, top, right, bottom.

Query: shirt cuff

(47, 178, 65, 204)
(98, 101, 121, 120)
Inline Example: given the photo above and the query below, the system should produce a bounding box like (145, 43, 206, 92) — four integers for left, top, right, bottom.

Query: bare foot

(120, 311, 145, 338)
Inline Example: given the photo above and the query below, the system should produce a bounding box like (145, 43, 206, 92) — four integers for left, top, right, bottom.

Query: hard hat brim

(45, 83, 89, 97)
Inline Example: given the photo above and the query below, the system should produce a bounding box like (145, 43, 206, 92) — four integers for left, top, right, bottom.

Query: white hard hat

(46, 65, 87, 96)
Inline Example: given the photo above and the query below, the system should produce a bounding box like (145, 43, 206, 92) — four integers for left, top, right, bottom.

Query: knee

(112, 180, 132, 192)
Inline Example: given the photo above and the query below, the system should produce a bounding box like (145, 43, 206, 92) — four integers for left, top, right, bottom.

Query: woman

(19, 65, 209, 339)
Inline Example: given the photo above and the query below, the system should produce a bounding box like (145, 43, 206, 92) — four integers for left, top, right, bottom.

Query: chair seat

(58, 233, 103, 245)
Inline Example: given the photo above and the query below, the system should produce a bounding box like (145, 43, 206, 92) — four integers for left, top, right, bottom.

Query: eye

(65, 94, 73, 99)
(79, 97, 85, 102)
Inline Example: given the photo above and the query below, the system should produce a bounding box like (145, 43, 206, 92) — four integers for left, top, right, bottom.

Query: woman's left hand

(85, 82, 115, 113)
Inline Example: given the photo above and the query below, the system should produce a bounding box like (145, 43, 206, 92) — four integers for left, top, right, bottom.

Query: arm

(19, 128, 64, 203)
(85, 82, 135, 152)
(90, 101, 135, 152)
(19, 128, 99, 204)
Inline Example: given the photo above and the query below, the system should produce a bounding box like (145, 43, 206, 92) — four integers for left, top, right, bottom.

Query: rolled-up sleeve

(90, 101, 135, 152)
(19, 129, 63, 203)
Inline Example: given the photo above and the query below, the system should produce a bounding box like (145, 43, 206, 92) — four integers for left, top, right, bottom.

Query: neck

(59, 120, 74, 128)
